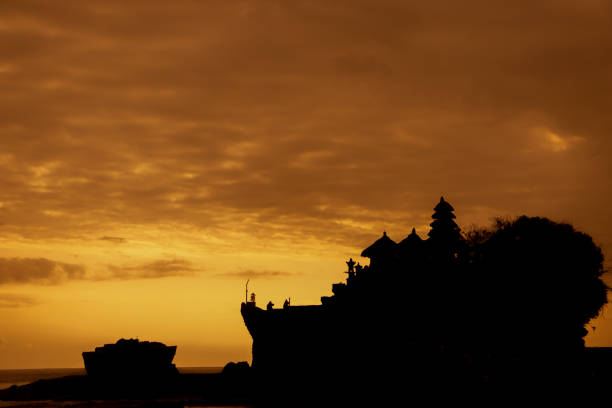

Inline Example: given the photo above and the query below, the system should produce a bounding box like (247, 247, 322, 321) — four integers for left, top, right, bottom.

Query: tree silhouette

(472, 216, 608, 349)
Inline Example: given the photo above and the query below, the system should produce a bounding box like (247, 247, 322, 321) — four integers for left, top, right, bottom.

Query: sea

(0, 367, 223, 390)
(0, 367, 235, 408)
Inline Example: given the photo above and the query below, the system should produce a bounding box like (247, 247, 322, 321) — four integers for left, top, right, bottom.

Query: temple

(240, 197, 471, 392)
(240, 196, 601, 399)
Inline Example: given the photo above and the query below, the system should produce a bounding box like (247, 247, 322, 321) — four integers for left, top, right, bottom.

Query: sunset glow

(1, 0, 611, 369)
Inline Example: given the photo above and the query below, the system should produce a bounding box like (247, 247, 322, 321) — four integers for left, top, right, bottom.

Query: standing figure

(346, 258, 356, 273)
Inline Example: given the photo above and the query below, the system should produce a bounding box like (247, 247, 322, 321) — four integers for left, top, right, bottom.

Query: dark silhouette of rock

(241, 197, 609, 404)
(222, 361, 250, 377)
(82, 338, 179, 380)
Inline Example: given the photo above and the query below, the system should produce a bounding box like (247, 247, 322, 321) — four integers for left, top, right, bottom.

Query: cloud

(220, 269, 295, 279)
(0, 0, 612, 363)
(0, 258, 86, 285)
(107, 259, 197, 279)
(530, 127, 582, 153)
(0, 257, 198, 284)
(99, 236, 127, 243)
(0, 293, 38, 308)
(0, 0, 609, 262)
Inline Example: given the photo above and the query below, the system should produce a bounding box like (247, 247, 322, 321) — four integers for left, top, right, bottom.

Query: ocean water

(0, 368, 85, 390)
(0, 368, 239, 407)
(0, 367, 222, 390)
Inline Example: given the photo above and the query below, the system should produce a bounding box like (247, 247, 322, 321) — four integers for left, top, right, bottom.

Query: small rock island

(82, 338, 179, 379)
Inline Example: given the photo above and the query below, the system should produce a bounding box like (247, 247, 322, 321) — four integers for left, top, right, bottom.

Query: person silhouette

(267, 301, 274, 310)
(346, 258, 356, 273)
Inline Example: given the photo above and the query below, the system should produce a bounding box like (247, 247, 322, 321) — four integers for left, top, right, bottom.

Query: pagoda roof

(433, 196, 454, 213)
(399, 228, 423, 248)
(361, 231, 398, 258)
(429, 218, 460, 230)
(432, 211, 455, 219)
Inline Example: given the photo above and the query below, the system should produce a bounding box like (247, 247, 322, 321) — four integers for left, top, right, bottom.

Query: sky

(0, 0, 611, 369)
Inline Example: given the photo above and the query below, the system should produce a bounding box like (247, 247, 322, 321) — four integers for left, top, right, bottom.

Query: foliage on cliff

(465, 216, 608, 348)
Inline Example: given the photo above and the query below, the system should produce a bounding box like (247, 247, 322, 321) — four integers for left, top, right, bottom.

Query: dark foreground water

(0, 403, 248, 408)
(0, 369, 86, 391)
(0, 367, 223, 390)
(0, 368, 251, 408)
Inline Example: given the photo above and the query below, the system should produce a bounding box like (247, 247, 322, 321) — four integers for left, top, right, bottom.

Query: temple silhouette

(1, 197, 608, 405)
(241, 197, 609, 401)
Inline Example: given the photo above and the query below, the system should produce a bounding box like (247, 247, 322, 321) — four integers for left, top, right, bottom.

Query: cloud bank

(220, 269, 294, 279)
(0, 257, 197, 284)
(107, 259, 197, 280)
(0, 258, 86, 285)
(0, 0, 609, 261)
(0, 293, 38, 308)
(99, 236, 127, 244)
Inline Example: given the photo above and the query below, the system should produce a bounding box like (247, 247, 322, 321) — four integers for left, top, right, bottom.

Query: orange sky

(1, 0, 611, 369)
